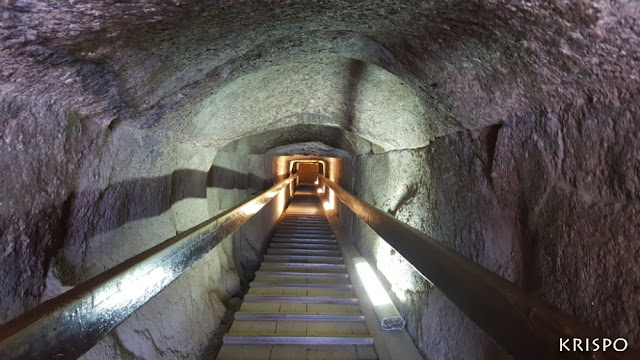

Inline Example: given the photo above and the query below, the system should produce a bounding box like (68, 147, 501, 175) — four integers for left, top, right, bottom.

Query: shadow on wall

(207, 165, 266, 191)
(64, 169, 207, 247)
(5, 166, 265, 295)
(63, 166, 265, 245)
(0, 168, 204, 322)
(342, 59, 365, 133)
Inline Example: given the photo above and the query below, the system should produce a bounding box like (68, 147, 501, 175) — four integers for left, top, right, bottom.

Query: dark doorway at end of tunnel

(297, 162, 318, 183)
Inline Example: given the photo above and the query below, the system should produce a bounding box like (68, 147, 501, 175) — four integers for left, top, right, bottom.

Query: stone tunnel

(1, 1, 639, 359)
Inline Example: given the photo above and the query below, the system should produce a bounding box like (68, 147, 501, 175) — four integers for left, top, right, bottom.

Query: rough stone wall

(338, 148, 513, 359)
(2, 1, 640, 358)
(338, 91, 640, 358)
(207, 150, 283, 278)
(487, 96, 640, 345)
(0, 94, 84, 323)
(0, 107, 284, 359)
(62, 126, 223, 360)
(74, 147, 284, 359)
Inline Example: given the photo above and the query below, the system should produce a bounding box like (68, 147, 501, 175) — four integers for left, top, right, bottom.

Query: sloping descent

(218, 185, 377, 359)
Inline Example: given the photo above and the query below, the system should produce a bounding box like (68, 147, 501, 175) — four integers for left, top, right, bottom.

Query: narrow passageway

(218, 185, 377, 359)
(2, 2, 640, 358)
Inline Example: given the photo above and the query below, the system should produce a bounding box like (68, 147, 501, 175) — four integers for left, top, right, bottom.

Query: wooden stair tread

(267, 249, 341, 256)
(223, 335, 374, 345)
(220, 189, 379, 360)
(250, 282, 352, 289)
(260, 262, 345, 268)
(217, 344, 378, 360)
(274, 233, 335, 239)
(244, 296, 358, 304)
(262, 255, 344, 263)
(270, 243, 339, 250)
(234, 313, 365, 322)
(239, 302, 363, 314)
(270, 238, 337, 244)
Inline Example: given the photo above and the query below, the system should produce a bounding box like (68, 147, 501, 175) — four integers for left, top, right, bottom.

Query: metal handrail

(0, 174, 297, 360)
(319, 175, 638, 360)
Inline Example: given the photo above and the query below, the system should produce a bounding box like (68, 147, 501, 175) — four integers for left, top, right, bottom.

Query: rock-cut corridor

(1, 1, 639, 359)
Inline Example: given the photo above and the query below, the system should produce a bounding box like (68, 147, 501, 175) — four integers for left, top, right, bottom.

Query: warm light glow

(374, 237, 422, 302)
(317, 188, 324, 194)
(314, 178, 319, 185)
(95, 266, 173, 311)
(354, 258, 392, 306)
(241, 202, 263, 216)
(323, 188, 334, 210)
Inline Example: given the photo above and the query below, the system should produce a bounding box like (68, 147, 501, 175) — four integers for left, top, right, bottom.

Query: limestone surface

(1, 0, 639, 358)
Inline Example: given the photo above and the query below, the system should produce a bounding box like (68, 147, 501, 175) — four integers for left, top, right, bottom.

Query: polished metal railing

(0, 175, 297, 360)
(319, 175, 638, 360)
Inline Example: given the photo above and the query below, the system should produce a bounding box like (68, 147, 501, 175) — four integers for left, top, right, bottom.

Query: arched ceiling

(191, 58, 428, 151)
(220, 124, 383, 155)
(264, 142, 351, 159)
(2, 1, 638, 154)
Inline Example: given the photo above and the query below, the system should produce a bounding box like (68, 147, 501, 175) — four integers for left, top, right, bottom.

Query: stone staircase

(218, 186, 377, 359)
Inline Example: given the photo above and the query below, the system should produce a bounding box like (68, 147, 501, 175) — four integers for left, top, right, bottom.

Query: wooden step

(269, 243, 338, 250)
(247, 286, 354, 297)
(255, 271, 348, 278)
(278, 221, 329, 225)
(252, 275, 351, 285)
(259, 263, 345, 271)
(276, 228, 332, 232)
(249, 283, 353, 289)
(274, 233, 335, 239)
(234, 313, 365, 322)
(262, 255, 343, 263)
(284, 214, 325, 217)
(271, 237, 336, 244)
(267, 249, 341, 256)
(271, 238, 336, 244)
(276, 228, 332, 233)
(284, 212, 325, 214)
(279, 224, 329, 228)
(278, 225, 329, 229)
(223, 335, 373, 345)
(271, 237, 336, 242)
(272, 233, 335, 238)
(217, 344, 378, 360)
(276, 228, 334, 234)
(227, 320, 370, 337)
(239, 302, 362, 316)
(257, 265, 346, 274)
(275, 233, 335, 239)
(244, 296, 358, 304)
(284, 212, 325, 215)
(279, 219, 330, 226)
(277, 223, 330, 228)
(281, 218, 328, 222)
(277, 229, 333, 232)
(271, 238, 336, 245)
(260, 262, 345, 269)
